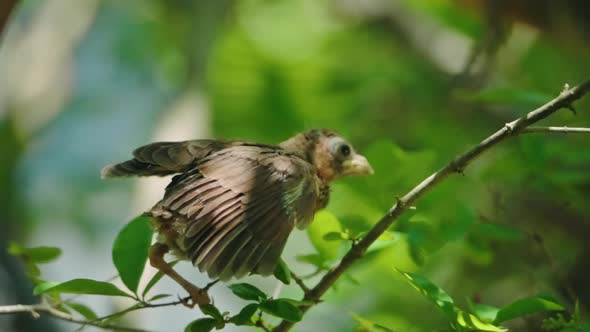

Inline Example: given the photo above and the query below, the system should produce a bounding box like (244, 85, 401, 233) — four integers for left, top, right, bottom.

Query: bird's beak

(342, 154, 374, 176)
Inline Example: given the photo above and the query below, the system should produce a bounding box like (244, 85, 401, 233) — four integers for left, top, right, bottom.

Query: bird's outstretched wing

(101, 140, 228, 178)
(152, 144, 320, 280)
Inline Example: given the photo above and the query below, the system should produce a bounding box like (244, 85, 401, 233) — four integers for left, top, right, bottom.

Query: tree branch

(522, 126, 590, 134)
(272, 79, 590, 332)
(0, 303, 153, 332)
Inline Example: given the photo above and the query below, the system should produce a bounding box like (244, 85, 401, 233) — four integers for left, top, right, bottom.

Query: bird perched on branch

(101, 129, 373, 307)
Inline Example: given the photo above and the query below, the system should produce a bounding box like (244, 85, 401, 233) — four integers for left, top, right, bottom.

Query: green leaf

(307, 211, 342, 260)
(184, 318, 217, 332)
(322, 232, 345, 241)
(471, 302, 500, 323)
(148, 294, 172, 302)
(8, 243, 62, 263)
(398, 271, 505, 332)
(260, 299, 302, 322)
(494, 296, 565, 324)
(142, 260, 178, 299)
(229, 303, 259, 326)
(277, 298, 315, 307)
(112, 215, 153, 294)
(200, 304, 224, 322)
(228, 283, 267, 302)
(34, 279, 132, 298)
(273, 258, 291, 285)
(66, 302, 98, 320)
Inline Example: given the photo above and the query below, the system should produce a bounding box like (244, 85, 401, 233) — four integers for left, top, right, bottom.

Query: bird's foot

(181, 285, 210, 308)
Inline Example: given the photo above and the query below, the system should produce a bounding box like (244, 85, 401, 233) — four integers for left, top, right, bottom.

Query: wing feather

(149, 144, 320, 280)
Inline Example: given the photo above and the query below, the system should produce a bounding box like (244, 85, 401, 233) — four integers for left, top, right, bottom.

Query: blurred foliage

(2, 0, 590, 331)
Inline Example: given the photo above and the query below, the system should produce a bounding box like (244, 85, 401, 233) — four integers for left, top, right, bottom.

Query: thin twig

(522, 126, 590, 134)
(272, 79, 590, 332)
(0, 303, 153, 332)
(290, 272, 311, 296)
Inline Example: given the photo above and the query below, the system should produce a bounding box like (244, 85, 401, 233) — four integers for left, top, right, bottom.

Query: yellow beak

(342, 154, 374, 176)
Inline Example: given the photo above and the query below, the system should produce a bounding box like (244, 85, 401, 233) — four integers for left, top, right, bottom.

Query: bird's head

(281, 129, 374, 183)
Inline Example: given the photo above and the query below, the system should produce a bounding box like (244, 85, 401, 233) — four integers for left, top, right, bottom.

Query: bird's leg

(148, 243, 210, 307)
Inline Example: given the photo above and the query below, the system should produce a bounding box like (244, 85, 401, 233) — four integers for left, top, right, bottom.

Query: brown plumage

(101, 129, 373, 306)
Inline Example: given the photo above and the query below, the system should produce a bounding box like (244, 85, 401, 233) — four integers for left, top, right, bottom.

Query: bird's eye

(339, 144, 351, 157)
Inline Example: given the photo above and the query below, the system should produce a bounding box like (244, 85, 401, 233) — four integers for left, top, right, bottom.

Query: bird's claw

(180, 286, 210, 308)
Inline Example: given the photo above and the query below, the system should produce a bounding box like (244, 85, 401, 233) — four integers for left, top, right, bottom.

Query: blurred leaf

(34, 279, 132, 298)
(295, 254, 327, 269)
(495, 296, 565, 324)
(352, 312, 394, 332)
(472, 222, 526, 242)
(229, 283, 267, 302)
(112, 215, 153, 294)
(457, 86, 553, 109)
(8, 243, 62, 264)
(184, 318, 217, 332)
(66, 302, 98, 320)
(278, 298, 315, 307)
(260, 299, 302, 322)
(273, 258, 291, 285)
(200, 304, 224, 322)
(142, 260, 178, 299)
(230, 303, 258, 326)
(307, 210, 342, 260)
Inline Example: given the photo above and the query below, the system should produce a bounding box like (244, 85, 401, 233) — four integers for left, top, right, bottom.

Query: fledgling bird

(101, 129, 373, 306)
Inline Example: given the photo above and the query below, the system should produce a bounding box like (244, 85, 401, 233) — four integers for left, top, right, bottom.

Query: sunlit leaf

(494, 296, 565, 324)
(228, 283, 267, 302)
(112, 215, 153, 294)
(398, 270, 505, 332)
(273, 258, 291, 285)
(34, 279, 132, 298)
(260, 299, 302, 322)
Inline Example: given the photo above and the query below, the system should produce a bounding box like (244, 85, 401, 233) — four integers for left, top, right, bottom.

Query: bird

(101, 129, 373, 307)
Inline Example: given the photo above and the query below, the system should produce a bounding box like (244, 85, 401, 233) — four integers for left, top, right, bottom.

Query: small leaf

(228, 283, 267, 302)
(230, 303, 259, 326)
(148, 294, 172, 302)
(307, 211, 342, 260)
(322, 232, 344, 241)
(200, 304, 224, 321)
(66, 302, 98, 320)
(273, 258, 291, 285)
(260, 299, 302, 322)
(112, 215, 153, 294)
(495, 296, 565, 324)
(34, 279, 132, 298)
(8, 243, 62, 263)
(184, 318, 217, 332)
(142, 260, 178, 299)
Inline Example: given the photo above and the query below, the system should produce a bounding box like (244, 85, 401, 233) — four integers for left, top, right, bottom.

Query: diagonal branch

(272, 79, 590, 332)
